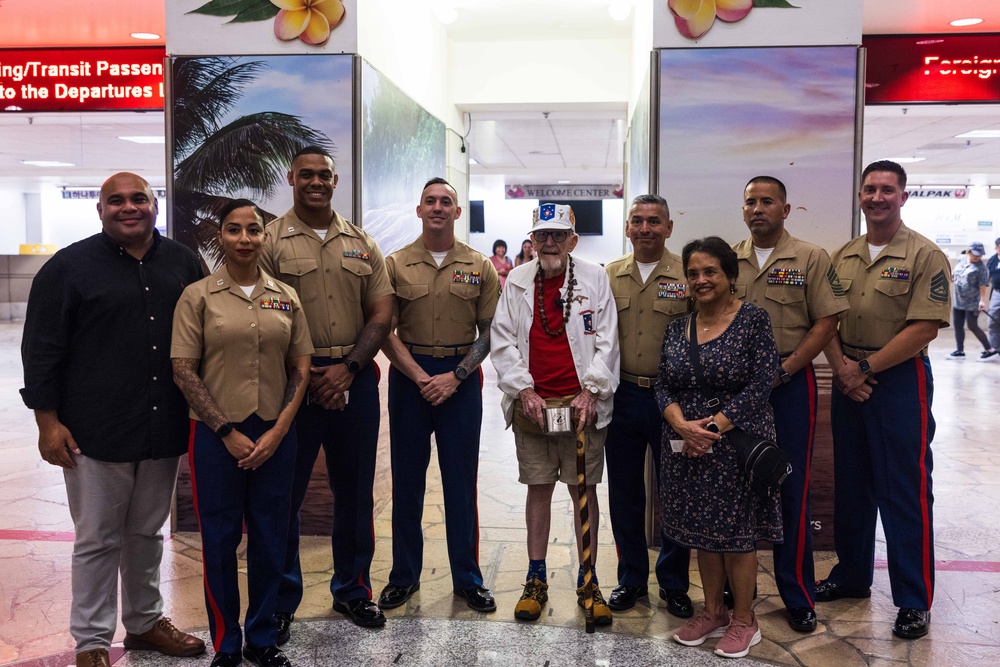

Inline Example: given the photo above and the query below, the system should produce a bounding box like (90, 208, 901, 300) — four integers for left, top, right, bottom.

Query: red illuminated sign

(0, 47, 165, 112)
(863, 34, 1000, 104)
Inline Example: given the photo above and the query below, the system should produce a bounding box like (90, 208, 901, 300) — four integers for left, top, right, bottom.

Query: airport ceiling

(0, 0, 998, 189)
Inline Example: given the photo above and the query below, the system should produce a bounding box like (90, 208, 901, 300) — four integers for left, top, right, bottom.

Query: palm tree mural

(171, 57, 333, 270)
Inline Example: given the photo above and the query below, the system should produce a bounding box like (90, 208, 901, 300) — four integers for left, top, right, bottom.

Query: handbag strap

(687, 313, 722, 411)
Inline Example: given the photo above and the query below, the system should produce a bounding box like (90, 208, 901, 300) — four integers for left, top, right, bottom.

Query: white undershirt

(636, 260, 658, 283)
(868, 243, 888, 260)
(239, 285, 255, 297)
(753, 245, 775, 268)
(429, 250, 449, 267)
(314, 228, 328, 241)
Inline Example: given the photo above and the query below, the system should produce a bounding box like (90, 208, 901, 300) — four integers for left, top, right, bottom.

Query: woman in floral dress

(655, 236, 781, 659)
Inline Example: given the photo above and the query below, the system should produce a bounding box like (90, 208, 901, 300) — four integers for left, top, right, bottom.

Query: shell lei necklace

(536, 256, 575, 337)
(699, 298, 735, 332)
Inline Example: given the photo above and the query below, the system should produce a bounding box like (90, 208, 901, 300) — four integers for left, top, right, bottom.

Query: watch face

(455, 367, 469, 381)
(347, 360, 360, 373)
(859, 359, 871, 373)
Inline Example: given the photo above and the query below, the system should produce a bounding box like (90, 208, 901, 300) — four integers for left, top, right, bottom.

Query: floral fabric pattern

(654, 302, 782, 552)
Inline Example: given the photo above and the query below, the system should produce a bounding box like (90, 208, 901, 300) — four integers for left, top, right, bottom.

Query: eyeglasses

(532, 230, 570, 243)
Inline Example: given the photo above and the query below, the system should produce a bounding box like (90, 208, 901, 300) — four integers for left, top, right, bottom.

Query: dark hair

(862, 160, 907, 189)
(292, 145, 335, 165)
(994, 237, 1000, 246)
(629, 193, 670, 216)
(217, 198, 264, 225)
(421, 176, 457, 197)
(682, 236, 739, 282)
(516, 239, 534, 262)
(492, 239, 507, 254)
(744, 176, 787, 201)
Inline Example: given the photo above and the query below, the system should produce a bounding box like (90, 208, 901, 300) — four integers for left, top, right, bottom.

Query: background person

(172, 199, 313, 667)
(514, 238, 535, 267)
(491, 203, 620, 627)
(988, 238, 1000, 353)
(657, 237, 780, 660)
(261, 146, 394, 633)
(489, 239, 514, 288)
(604, 194, 693, 618)
(21, 172, 205, 667)
(948, 241, 996, 360)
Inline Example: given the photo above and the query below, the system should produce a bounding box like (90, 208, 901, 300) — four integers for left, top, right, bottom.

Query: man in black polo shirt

(21, 173, 205, 667)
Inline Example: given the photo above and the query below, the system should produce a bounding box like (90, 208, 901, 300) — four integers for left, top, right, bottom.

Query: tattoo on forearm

(458, 317, 493, 374)
(172, 358, 229, 430)
(346, 320, 391, 369)
(281, 367, 304, 411)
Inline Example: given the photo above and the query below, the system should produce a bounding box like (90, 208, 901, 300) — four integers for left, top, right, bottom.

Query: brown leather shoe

(76, 648, 111, 667)
(123, 617, 206, 657)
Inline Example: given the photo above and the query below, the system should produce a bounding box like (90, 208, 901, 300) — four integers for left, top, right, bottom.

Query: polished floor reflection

(2, 321, 998, 666)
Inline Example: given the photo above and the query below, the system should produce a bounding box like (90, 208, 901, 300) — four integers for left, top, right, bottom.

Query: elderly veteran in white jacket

(491, 202, 620, 626)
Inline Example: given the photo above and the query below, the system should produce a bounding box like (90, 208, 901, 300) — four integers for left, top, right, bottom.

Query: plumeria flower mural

(272, 0, 346, 46)
(668, 0, 797, 40)
(668, 0, 752, 39)
(190, 0, 346, 48)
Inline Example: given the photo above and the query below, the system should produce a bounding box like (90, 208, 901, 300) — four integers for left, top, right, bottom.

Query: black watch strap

(454, 366, 469, 382)
(346, 359, 361, 374)
(215, 422, 234, 438)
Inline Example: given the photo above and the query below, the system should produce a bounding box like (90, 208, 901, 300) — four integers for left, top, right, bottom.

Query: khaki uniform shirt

(259, 209, 393, 349)
(605, 249, 689, 378)
(386, 236, 500, 346)
(830, 223, 951, 354)
(734, 230, 849, 357)
(171, 267, 314, 422)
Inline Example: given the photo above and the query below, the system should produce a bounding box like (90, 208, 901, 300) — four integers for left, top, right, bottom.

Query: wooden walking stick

(576, 429, 596, 633)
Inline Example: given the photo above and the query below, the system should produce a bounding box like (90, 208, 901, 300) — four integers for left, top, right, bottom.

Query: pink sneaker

(673, 608, 730, 646)
(714, 614, 761, 658)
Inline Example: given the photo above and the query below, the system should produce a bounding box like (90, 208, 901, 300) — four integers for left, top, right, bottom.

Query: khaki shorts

(513, 424, 607, 485)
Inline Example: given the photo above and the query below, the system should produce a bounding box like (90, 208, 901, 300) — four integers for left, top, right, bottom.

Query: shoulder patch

(826, 265, 845, 297)
(929, 270, 950, 304)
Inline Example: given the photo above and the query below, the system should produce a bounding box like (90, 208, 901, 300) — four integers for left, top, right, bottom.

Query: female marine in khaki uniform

(171, 200, 313, 667)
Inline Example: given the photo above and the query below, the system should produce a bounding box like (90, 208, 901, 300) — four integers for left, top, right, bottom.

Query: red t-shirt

(529, 271, 581, 398)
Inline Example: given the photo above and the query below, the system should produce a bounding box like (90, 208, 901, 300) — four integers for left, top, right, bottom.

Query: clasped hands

(673, 417, 720, 458)
(832, 355, 878, 402)
(518, 387, 597, 434)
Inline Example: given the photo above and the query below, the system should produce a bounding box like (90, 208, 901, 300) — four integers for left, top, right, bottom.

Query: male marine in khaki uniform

(733, 176, 847, 633)
(604, 194, 693, 618)
(378, 177, 500, 613)
(816, 160, 951, 641)
(260, 146, 394, 633)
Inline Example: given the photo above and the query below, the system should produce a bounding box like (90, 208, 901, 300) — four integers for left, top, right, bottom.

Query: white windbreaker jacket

(490, 255, 620, 429)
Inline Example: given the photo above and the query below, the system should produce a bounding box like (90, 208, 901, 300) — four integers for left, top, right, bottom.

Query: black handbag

(685, 313, 791, 497)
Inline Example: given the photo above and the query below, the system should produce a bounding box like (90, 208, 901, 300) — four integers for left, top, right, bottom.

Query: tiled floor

(2, 320, 999, 666)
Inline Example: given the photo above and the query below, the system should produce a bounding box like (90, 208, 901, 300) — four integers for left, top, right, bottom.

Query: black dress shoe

(210, 652, 242, 667)
(607, 585, 648, 611)
(378, 583, 420, 609)
(242, 645, 290, 667)
(658, 588, 694, 618)
(787, 606, 817, 632)
(456, 586, 497, 612)
(892, 608, 930, 639)
(274, 612, 292, 646)
(333, 598, 387, 628)
(814, 579, 871, 602)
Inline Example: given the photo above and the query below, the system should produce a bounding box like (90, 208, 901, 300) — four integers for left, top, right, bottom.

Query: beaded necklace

(535, 256, 575, 337)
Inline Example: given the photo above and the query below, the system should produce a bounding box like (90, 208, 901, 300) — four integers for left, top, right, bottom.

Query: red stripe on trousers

(187, 420, 228, 652)
(794, 364, 817, 606)
(914, 358, 934, 609)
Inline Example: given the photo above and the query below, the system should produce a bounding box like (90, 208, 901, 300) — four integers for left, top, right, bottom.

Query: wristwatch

(346, 359, 361, 374)
(215, 422, 234, 438)
(777, 367, 792, 384)
(453, 366, 470, 382)
(706, 421, 720, 434)
(858, 358, 873, 375)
